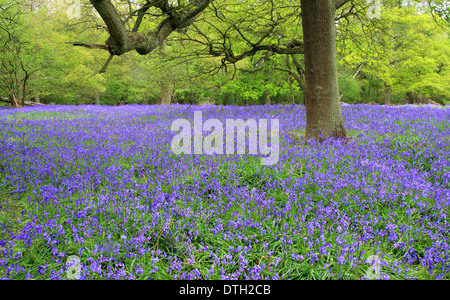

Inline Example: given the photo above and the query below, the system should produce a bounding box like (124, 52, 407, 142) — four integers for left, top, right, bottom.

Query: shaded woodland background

(0, 0, 449, 107)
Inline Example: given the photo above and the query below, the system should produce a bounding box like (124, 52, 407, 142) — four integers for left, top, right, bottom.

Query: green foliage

(339, 76, 362, 103)
(337, 2, 450, 105)
(0, 0, 448, 106)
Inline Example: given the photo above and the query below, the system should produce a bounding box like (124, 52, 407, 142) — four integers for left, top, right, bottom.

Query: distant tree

(0, 0, 42, 107)
(337, 1, 450, 105)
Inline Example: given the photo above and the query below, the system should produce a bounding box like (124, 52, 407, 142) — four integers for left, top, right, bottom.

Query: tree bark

(301, 0, 346, 140)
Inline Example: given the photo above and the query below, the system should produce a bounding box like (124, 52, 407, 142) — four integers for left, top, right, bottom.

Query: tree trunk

(159, 41, 172, 105)
(264, 52, 271, 105)
(94, 91, 100, 105)
(223, 93, 229, 106)
(288, 76, 295, 104)
(384, 85, 391, 105)
(21, 73, 30, 107)
(264, 91, 271, 105)
(285, 55, 296, 104)
(34, 91, 40, 103)
(160, 83, 172, 105)
(9, 94, 20, 108)
(301, 0, 346, 140)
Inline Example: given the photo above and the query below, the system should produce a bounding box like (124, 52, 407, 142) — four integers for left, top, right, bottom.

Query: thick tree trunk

(301, 0, 346, 140)
(384, 85, 391, 105)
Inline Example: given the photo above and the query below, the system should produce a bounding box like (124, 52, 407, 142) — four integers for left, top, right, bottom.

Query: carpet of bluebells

(0, 104, 449, 280)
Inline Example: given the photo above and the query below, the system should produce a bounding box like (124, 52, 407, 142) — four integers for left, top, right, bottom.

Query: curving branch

(69, 0, 213, 57)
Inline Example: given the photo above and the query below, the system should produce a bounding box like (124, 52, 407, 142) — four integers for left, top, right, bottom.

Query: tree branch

(70, 0, 213, 57)
(66, 41, 109, 50)
(335, 0, 352, 10)
(99, 54, 114, 73)
(274, 66, 303, 84)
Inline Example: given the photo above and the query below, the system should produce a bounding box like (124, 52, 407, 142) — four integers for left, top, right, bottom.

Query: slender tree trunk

(223, 93, 229, 106)
(288, 76, 295, 104)
(21, 74, 30, 107)
(264, 52, 271, 105)
(301, 0, 346, 140)
(384, 85, 391, 105)
(160, 83, 172, 105)
(264, 91, 271, 105)
(94, 91, 100, 105)
(285, 55, 296, 104)
(34, 91, 40, 103)
(159, 42, 172, 105)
